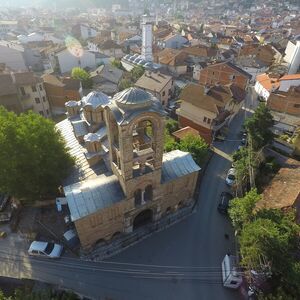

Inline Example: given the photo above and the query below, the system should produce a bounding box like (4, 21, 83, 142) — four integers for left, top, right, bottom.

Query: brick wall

(179, 115, 212, 144)
(199, 63, 248, 90)
(267, 89, 300, 116)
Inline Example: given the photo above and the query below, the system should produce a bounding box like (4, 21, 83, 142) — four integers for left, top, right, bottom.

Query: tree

(111, 59, 124, 70)
(244, 103, 274, 151)
(118, 78, 133, 91)
(239, 209, 300, 297)
(179, 134, 209, 166)
(165, 118, 179, 135)
(0, 107, 74, 202)
(130, 65, 144, 82)
(228, 188, 261, 230)
(71, 67, 93, 89)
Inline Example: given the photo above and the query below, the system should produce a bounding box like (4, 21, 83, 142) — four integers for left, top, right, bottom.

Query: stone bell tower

(105, 87, 165, 202)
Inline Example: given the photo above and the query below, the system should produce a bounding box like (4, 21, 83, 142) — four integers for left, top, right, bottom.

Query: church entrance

(133, 209, 153, 230)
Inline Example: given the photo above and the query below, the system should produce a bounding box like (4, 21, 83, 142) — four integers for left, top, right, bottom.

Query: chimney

(10, 72, 16, 84)
(204, 85, 211, 95)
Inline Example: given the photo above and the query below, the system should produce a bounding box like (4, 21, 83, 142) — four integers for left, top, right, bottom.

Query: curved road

(0, 91, 255, 300)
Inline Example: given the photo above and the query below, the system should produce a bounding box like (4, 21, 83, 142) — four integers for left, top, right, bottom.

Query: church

(57, 87, 200, 249)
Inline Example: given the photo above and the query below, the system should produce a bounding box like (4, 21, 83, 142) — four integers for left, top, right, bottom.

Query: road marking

(210, 147, 232, 161)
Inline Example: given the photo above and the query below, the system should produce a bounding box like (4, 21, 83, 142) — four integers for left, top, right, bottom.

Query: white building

(0, 20, 18, 36)
(141, 14, 153, 62)
(0, 41, 27, 71)
(72, 24, 97, 40)
(17, 32, 63, 44)
(55, 48, 96, 74)
(254, 73, 280, 101)
(284, 41, 300, 75)
(278, 74, 300, 92)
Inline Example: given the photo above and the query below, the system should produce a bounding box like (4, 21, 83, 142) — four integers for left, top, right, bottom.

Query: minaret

(141, 14, 153, 62)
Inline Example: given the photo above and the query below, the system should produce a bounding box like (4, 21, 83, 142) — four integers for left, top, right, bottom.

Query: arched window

(134, 189, 142, 206)
(144, 185, 153, 202)
(132, 120, 154, 151)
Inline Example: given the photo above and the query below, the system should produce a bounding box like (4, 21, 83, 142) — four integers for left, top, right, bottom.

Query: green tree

(0, 107, 74, 202)
(165, 118, 179, 135)
(118, 78, 133, 91)
(244, 103, 274, 151)
(179, 134, 209, 166)
(130, 65, 144, 82)
(164, 128, 178, 152)
(239, 210, 300, 297)
(71, 67, 93, 89)
(228, 188, 261, 230)
(111, 59, 124, 70)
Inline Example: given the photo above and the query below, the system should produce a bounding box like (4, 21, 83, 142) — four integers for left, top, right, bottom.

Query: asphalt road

(0, 89, 256, 300)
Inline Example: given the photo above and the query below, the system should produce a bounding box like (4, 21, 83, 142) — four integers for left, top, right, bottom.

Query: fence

(82, 204, 195, 261)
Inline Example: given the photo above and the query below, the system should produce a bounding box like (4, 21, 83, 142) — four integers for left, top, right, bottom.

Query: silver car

(28, 241, 63, 258)
(225, 168, 236, 186)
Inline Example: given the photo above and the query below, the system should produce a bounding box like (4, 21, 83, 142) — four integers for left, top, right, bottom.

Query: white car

(225, 168, 236, 186)
(28, 241, 63, 258)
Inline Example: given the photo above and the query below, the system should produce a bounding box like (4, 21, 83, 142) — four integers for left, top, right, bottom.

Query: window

(162, 91, 165, 96)
(35, 97, 40, 104)
(31, 85, 37, 92)
(42, 96, 46, 102)
(20, 86, 26, 96)
(294, 104, 300, 108)
(39, 84, 43, 91)
(207, 118, 211, 124)
(46, 109, 49, 115)
(212, 71, 215, 75)
(39, 111, 44, 116)
(203, 116, 207, 123)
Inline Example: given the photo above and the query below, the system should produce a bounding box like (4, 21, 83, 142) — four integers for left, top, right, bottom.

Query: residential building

(42, 74, 82, 115)
(256, 158, 300, 223)
(157, 33, 188, 49)
(96, 40, 124, 59)
(90, 65, 123, 95)
(199, 61, 251, 90)
(177, 83, 245, 143)
(155, 48, 188, 75)
(134, 71, 173, 106)
(72, 24, 97, 40)
(254, 73, 281, 100)
(0, 70, 51, 117)
(278, 74, 300, 92)
(284, 40, 300, 75)
(255, 73, 300, 101)
(55, 48, 96, 74)
(57, 87, 200, 249)
(267, 86, 300, 135)
(0, 20, 18, 36)
(0, 41, 27, 71)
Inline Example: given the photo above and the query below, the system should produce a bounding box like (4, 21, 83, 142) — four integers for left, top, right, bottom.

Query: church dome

(113, 87, 153, 110)
(82, 91, 110, 109)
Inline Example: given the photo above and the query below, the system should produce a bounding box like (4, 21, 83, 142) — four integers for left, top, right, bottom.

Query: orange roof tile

(256, 73, 280, 91)
(280, 73, 300, 81)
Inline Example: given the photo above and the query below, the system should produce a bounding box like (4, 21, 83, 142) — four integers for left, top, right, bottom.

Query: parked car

(225, 168, 236, 186)
(0, 211, 12, 223)
(217, 192, 234, 214)
(28, 241, 63, 258)
(241, 133, 247, 145)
